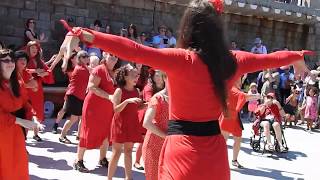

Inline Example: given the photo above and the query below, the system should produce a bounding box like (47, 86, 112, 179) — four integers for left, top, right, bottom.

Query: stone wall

(0, 0, 316, 64)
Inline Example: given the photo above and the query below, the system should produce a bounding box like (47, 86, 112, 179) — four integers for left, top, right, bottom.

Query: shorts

(283, 104, 297, 115)
(64, 95, 84, 116)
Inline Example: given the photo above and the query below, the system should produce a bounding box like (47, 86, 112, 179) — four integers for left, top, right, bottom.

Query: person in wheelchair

(255, 93, 287, 152)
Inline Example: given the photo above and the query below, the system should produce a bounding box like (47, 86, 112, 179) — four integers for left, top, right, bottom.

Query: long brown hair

(26, 41, 44, 69)
(177, 0, 237, 111)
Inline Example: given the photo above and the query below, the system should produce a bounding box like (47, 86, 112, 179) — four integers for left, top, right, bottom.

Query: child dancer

(108, 64, 144, 180)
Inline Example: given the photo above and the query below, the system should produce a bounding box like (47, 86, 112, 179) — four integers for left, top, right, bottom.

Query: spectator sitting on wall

(0, 41, 5, 50)
(24, 18, 47, 46)
(128, 24, 141, 43)
(251, 38, 267, 54)
(231, 41, 239, 50)
(140, 32, 151, 47)
(166, 28, 177, 48)
(105, 25, 111, 34)
(152, 25, 169, 49)
(83, 20, 103, 59)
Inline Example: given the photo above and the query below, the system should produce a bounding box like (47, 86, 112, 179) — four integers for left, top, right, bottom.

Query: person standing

(0, 49, 42, 180)
(142, 81, 169, 180)
(59, 51, 90, 144)
(25, 41, 54, 141)
(74, 52, 118, 172)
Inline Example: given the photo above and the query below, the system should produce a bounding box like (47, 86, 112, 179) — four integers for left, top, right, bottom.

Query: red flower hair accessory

(209, 0, 224, 15)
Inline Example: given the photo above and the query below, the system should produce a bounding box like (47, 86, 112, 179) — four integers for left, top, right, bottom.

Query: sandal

(134, 163, 145, 170)
(279, 146, 287, 153)
(73, 160, 89, 173)
(99, 157, 109, 168)
(232, 160, 244, 169)
(59, 136, 71, 144)
(266, 144, 274, 151)
(33, 135, 42, 142)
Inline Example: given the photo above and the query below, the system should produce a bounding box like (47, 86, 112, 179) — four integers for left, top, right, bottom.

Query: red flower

(209, 0, 224, 15)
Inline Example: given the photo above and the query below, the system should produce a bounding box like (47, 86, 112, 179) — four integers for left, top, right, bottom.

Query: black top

(24, 28, 38, 45)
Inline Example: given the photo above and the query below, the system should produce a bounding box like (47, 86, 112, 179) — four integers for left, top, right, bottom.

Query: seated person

(255, 93, 286, 152)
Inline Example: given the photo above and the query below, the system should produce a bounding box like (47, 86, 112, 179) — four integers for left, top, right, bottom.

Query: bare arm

(87, 75, 112, 100)
(245, 93, 261, 102)
(143, 106, 166, 138)
(112, 88, 128, 113)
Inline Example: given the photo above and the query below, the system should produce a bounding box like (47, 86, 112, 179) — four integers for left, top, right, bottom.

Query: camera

(163, 38, 169, 44)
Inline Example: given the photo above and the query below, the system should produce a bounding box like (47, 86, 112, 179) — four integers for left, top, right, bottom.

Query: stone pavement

(27, 118, 320, 180)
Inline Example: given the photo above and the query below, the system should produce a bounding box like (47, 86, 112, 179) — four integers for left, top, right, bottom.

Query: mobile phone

(163, 38, 168, 44)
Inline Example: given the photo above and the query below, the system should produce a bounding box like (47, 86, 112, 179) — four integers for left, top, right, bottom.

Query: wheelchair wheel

(252, 141, 260, 152)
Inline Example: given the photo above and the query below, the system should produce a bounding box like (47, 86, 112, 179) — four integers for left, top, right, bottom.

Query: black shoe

(99, 157, 109, 168)
(73, 160, 89, 173)
(33, 135, 42, 142)
(52, 123, 59, 134)
(232, 160, 244, 169)
(59, 136, 72, 144)
(134, 163, 145, 170)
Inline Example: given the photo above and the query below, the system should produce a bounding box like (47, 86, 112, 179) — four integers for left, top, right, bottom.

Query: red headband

(209, 0, 224, 15)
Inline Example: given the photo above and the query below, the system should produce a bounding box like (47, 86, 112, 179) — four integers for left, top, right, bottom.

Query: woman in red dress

(58, 51, 90, 144)
(14, 50, 38, 138)
(134, 69, 165, 170)
(25, 41, 54, 141)
(142, 80, 169, 180)
(219, 79, 261, 168)
(60, 0, 312, 178)
(108, 64, 144, 180)
(0, 49, 41, 180)
(73, 53, 118, 172)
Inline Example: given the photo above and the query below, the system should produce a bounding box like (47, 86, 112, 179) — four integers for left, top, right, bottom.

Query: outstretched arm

(232, 50, 312, 81)
(59, 20, 187, 73)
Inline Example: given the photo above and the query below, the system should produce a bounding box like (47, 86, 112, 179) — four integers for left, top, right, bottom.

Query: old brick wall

(0, 0, 316, 64)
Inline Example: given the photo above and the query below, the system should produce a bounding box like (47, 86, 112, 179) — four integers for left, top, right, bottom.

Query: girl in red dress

(58, 51, 90, 144)
(26, 41, 54, 141)
(219, 79, 261, 169)
(108, 64, 144, 180)
(0, 49, 42, 180)
(74, 53, 118, 172)
(60, 0, 312, 177)
(142, 76, 169, 180)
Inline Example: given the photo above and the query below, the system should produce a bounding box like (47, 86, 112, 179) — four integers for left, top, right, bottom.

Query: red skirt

(0, 124, 29, 180)
(158, 134, 230, 180)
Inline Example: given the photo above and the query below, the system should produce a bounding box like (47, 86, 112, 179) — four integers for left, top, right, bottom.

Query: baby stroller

(250, 118, 289, 154)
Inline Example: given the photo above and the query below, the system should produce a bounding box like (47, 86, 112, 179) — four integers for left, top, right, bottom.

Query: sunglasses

(29, 21, 36, 24)
(0, 58, 15, 63)
(80, 55, 89, 58)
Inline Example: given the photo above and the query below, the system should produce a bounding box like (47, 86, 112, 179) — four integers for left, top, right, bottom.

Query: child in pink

(303, 86, 318, 131)
(248, 83, 260, 121)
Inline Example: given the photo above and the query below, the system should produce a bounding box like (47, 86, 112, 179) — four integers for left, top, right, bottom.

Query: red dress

(79, 65, 115, 149)
(219, 87, 247, 137)
(76, 29, 308, 180)
(138, 83, 153, 134)
(110, 88, 143, 143)
(0, 81, 30, 180)
(26, 59, 54, 121)
(142, 94, 169, 180)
